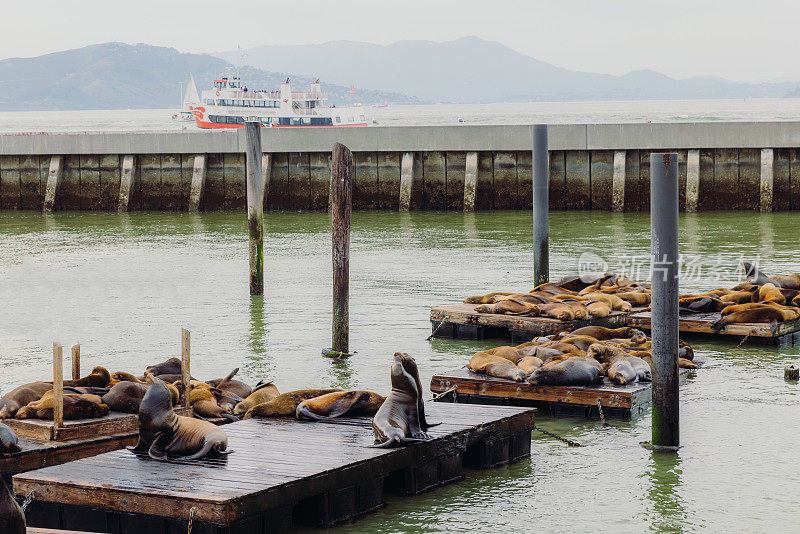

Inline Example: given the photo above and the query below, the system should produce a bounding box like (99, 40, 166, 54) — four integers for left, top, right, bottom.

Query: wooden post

(612, 150, 626, 212)
(399, 152, 414, 212)
(331, 143, 353, 354)
(188, 154, 207, 212)
(463, 152, 478, 212)
(118, 155, 136, 212)
(71, 344, 81, 380)
(760, 148, 774, 213)
(43, 155, 62, 212)
(686, 149, 700, 213)
(53, 342, 64, 440)
(261, 153, 272, 207)
(245, 121, 264, 295)
(532, 125, 549, 286)
(181, 328, 191, 408)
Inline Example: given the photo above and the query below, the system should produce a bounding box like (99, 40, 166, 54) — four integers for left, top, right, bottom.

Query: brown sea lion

(483, 345, 525, 364)
(296, 390, 385, 420)
(556, 335, 603, 352)
(613, 291, 651, 306)
(463, 291, 516, 304)
(516, 356, 543, 376)
(243, 389, 344, 418)
(556, 273, 615, 292)
(102, 382, 148, 413)
(568, 326, 642, 341)
(758, 283, 786, 304)
(232, 381, 280, 416)
(111, 372, 145, 384)
(565, 292, 631, 312)
(129, 375, 230, 461)
(536, 302, 576, 321)
(606, 355, 652, 385)
(145, 357, 183, 377)
(189, 386, 239, 422)
(206, 368, 252, 412)
(527, 356, 604, 386)
(151, 373, 196, 384)
(61, 366, 112, 388)
(780, 288, 800, 302)
(540, 342, 587, 358)
(770, 274, 800, 290)
(701, 288, 732, 297)
(711, 306, 800, 332)
(395, 352, 438, 431)
(474, 299, 540, 316)
(0, 382, 53, 419)
(551, 298, 591, 319)
(530, 282, 575, 295)
(371, 353, 431, 447)
(0, 422, 21, 456)
(18, 395, 108, 420)
(732, 281, 758, 292)
(586, 342, 629, 364)
(514, 345, 564, 361)
(583, 300, 612, 317)
(720, 302, 774, 316)
(719, 290, 757, 304)
(0, 476, 25, 534)
(468, 351, 527, 381)
(679, 296, 726, 312)
(794, 294, 800, 307)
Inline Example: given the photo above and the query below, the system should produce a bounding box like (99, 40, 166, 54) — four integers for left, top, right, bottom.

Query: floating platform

(628, 311, 800, 346)
(14, 403, 535, 533)
(430, 367, 696, 418)
(430, 303, 642, 343)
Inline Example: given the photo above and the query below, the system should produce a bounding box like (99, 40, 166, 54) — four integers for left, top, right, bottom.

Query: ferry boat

(191, 75, 368, 129)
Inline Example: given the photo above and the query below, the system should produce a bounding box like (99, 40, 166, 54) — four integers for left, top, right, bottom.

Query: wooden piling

(181, 329, 191, 408)
(399, 152, 414, 212)
(118, 155, 136, 212)
(463, 152, 478, 212)
(188, 154, 206, 212)
(71, 344, 80, 380)
(53, 343, 64, 440)
(43, 155, 62, 212)
(261, 153, 272, 207)
(612, 150, 626, 212)
(331, 143, 353, 354)
(760, 148, 774, 213)
(244, 121, 264, 295)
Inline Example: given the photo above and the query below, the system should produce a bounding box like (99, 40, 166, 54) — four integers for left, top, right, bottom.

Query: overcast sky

(2, 0, 797, 82)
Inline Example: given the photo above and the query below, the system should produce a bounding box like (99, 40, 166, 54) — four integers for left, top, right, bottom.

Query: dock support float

(245, 121, 264, 295)
(650, 152, 680, 450)
(463, 152, 478, 212)
(760, 148, 774, 213)
(188, 154, 206, 212)
(532, 124, 549, 286)
(117, 155, 135, 212)
(331, 143, 353, 354)
(612, 150, 626, 212)
(685, 149, 700, 213)
(42, 155, 62, 213)
(399, 152, 414, 212)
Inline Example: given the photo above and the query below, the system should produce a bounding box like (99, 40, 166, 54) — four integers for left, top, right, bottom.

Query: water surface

(0, 210, 799, 533)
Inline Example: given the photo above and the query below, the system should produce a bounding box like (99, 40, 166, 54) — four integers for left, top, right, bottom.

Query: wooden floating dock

(628, 311, 800, 346)
(430, 303, 641, 342)
(14, 403, 535, 533)
(430, 367, 696, 418)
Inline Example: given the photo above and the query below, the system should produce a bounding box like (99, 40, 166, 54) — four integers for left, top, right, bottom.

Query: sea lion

(371, 353, 431, 447)
(719, 290, 757, 304)
(151, 374, 196, 384)
(568, 326, 642, 341)
(474, 299, 540, 316)
(0, 423, 21, 456)
(556, 335, 604, 352)
(468, 352, 527, 381)
(742, 261, 775, 286)
(516, 356, 543, 376)
(0, 476, 25, 534)
(770, 274, 800, 290)
(586, 342, 629, 364)
(758, 283, 786, 304)
(206, 368, 252, 412)
(514, 345, 564, 362)
(530, 282, 575, 295)
(679, 296, 726, 312)
(540, 342, 587, 358)
(232, 381, 280, 416)
(0, 382, 53, 419)
(527, 356, 604, 386)
(613, 291, 651, 306)
(711, 306, 800, 332)
(555, 273, 615, 292)
(243, 389, 344, 418)
(583, 300, 612, 317)
(606, 356, 651, 385)
(189, 386, 239, 422)
(551, 298, 591, 319)
(102, 381, 148, 413)
(111, 371, 145, 384)
(296, 390, 385, 421)
(463, 291, 516, 304)
(130, 375, 230, 461)
(145, 357, 183, 377)
(394, 352, 438, 431)
(17, 395, 108, 420)
(62, 366, 112, 388)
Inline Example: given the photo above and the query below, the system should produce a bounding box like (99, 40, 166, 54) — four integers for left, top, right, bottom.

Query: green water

(1, 210, 799, 533)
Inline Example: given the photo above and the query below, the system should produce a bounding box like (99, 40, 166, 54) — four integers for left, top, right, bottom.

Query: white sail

(183, 75, 200, 107)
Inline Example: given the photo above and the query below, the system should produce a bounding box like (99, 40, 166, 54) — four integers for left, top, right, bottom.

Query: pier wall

(2, 123, 800, 211)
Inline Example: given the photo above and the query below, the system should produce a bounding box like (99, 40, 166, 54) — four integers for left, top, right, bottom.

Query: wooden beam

(118, 155, 135, 212)
(760, 148, 774, 213)
(399, 152, 414, 212)
(43, 155, 62, 213)
(181, 329, 191, 408)
(53, 343, 63, 440)
(611, 150, 626, 212)
(463, 152, 478, 212)
(71, 344, 80, 380)
(331, 143, 353, 353)
(188, 154, 206, 212)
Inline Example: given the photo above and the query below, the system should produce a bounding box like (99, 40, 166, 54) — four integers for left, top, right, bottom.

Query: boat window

(359, 115, 365, 122)
(301, 118, 311, 125)
(335, 116, 341, 124)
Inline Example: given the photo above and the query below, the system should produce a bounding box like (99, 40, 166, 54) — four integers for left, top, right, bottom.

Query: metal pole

(532, 124, 549, 286)
(331, 143, 352, 354)
(245, 121, 264, 295)
(650, 152, 680, 450)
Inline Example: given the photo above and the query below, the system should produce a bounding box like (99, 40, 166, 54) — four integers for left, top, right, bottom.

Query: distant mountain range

(217, 36, 800, 103)
(0, 43, 420, 111)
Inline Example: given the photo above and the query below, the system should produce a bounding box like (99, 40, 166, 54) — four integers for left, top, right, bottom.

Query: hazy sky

(2, 0, 797, 82)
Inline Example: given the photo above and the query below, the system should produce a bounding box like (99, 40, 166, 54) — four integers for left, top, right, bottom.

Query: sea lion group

(465, 274, 651, 319)
(678, 263, 800, 332)
(468, 325, 696, 387)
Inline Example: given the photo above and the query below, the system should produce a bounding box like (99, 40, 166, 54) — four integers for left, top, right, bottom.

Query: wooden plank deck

(14, 403, 535, 532)
(628, 311, 800, 346)
(430, 367, 697, 418)
(431, 303, 642, 342)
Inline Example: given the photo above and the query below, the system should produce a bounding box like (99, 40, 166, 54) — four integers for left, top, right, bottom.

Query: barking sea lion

(0, 423, 21, 456)
(130, 375, 230, 461)
(296, 390, 385, 421)
(371, 353, 432, 447)
(0, 476, 25, 534)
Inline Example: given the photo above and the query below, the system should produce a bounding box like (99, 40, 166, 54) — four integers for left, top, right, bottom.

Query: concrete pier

(0, 123, 799, 212)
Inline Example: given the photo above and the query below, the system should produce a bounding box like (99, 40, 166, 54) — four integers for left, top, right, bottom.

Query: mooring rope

(431, 385, 457, 400)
